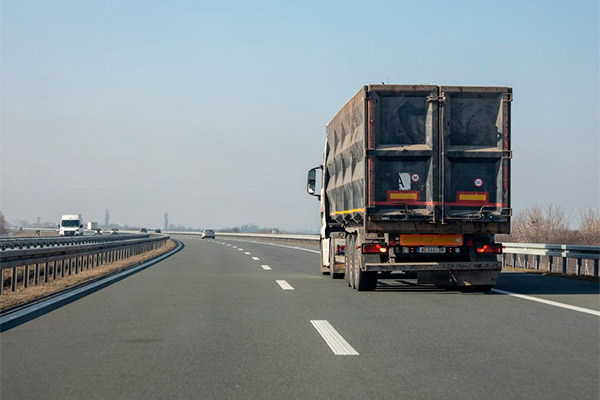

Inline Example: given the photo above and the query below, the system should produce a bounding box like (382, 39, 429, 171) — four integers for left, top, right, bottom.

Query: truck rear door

(367, 85, 439, 221)
(439, 86, 511, 222)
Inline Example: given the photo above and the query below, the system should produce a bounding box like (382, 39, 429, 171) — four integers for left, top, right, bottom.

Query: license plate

(417, 246, 445, 254)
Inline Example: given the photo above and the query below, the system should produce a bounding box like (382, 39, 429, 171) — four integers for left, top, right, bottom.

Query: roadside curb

(0, 240, 184, 332)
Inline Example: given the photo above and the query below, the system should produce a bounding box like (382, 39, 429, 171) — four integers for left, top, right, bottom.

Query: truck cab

(59, 214, 84, 236)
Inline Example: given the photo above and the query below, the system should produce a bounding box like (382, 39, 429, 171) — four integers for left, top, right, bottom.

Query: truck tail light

(362, 244, 388, 254)
(476, 244, 502, 254)
(335, 245, 345, 255)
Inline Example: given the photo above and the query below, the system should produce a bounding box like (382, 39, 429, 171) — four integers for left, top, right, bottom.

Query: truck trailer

(87, 221, 99, 230)
(307, 85, 511, 291)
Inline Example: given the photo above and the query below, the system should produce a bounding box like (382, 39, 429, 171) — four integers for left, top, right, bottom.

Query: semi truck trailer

(307, 85, 511, 291)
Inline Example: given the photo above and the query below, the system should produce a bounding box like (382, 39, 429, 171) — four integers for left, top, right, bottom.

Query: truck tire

(349, 234, 356, 288)
(354, 244, 377, 291)
(345, 234, 353, 287)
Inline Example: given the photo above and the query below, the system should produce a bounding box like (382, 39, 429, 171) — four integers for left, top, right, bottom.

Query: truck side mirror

(307, 166, 323, 199)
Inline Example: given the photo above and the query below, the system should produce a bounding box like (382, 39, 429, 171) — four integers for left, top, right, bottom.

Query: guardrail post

(44, 261, 49, 283)
(53, 260, 57, 280)
(548, 256, 553, 273)
(11, 267, 17, 292)
(594, 259, 598, 278)
(535, 255, 540, 271)
(68, 258, 72, 276)
(24, 265, 29, 288)
(562, 257, 567, 275)
(34, 263, 40, 285)
(576, 258, 582, 276)
(61, 259, 65, 278)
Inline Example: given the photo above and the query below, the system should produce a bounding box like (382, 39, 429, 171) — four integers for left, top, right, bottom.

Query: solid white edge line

(261, 265, 272, 270)
(276, 280, 294, 290)
(310, 320, 359, 355)
(491, 288, 600, 317)
(252, 256, 260, 260)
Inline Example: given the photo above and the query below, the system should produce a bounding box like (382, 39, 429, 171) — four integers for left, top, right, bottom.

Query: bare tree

(508, 205, 572, 244)
(577, 208, 600, 246)
(0, 211, 8, 235)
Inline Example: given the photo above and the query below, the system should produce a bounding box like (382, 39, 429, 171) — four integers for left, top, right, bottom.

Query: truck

(87, 221, 99, 230)
(59, 214, 84, 236)
(307, 85, 511, 291)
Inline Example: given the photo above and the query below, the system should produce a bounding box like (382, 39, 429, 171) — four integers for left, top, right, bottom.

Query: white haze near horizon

(1, 1, 598, 231)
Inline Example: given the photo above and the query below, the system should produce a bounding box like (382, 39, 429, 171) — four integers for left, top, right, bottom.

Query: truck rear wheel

(345, 234, 353, 287)
(354, 257, 377, 292)
(352, 235, 377, 291)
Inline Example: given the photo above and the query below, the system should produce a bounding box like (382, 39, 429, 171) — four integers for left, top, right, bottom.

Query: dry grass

(0, 239, 176, 311)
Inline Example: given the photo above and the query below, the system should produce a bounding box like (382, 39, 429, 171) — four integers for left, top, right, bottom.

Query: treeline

(497, 205, 599, 246)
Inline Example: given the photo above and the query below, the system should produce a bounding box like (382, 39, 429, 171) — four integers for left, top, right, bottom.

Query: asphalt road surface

(1, 237, 599, 400)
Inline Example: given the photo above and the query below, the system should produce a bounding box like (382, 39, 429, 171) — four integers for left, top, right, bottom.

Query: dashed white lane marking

(276, 280, 294, 290)
(252, 256, 260, 260)
(224, 239, 320, 254)
(261, 265, 272, 270)
(232, 246, 237, 248)
(238, 249, 244, 251)
(244, 252, 251, 255)
(491, 288, 600, 317)
(310, 320, 359, 356)
(227, 244, 231, 246)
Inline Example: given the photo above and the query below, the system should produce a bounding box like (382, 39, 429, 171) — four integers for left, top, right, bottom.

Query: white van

(59, 214, 84, 236)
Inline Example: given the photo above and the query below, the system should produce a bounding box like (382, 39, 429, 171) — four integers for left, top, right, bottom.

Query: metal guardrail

(0, 235, 169, 294)
(0, 234, 151, 251)
(502, 242, 600, 277)
(169, 232, 599, 278)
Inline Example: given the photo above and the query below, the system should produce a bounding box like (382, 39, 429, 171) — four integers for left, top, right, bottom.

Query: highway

(1, 236, 599, 400)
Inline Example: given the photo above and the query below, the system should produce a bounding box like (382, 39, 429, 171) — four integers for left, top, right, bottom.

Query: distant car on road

(110, 228, 119, 235)
(140, 228, 147, 233)
(155, 229, 162, 233)
(202, 229, 215, 239)
(94, 229, 102, 235)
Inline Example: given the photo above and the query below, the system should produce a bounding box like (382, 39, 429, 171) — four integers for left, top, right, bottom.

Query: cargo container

(307, 85, 511, 291)
(87, 221, 99, 230)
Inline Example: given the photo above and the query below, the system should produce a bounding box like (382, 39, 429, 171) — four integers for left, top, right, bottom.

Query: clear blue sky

(1, 0, 598, 230)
